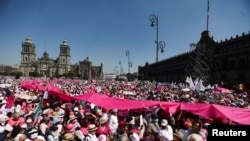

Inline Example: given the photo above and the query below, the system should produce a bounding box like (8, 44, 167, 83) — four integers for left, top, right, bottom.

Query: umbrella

(214, 87, 232, 94)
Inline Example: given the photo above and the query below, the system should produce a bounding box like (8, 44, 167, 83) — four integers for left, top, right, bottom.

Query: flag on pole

(33, 98, 43, 126)
(33, 88, 47, 124)
(207, 0, 209, 19)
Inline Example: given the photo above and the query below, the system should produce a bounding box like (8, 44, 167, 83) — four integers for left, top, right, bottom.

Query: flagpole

(207, 0, 209, 31)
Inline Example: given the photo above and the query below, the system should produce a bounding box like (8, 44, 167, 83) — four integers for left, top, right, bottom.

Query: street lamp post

(118, 61, 122, 75)
(149, 14, 166, 62)
(125, 50, 132, 74)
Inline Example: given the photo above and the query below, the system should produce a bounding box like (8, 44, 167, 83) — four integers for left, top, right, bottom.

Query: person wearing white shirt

(109, 109, 119, 140)
(158, 119, 173, 141)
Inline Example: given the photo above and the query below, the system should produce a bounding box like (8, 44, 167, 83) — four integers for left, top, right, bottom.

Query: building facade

(79, 57, 104, 80)
(19, 36, 103, 79)
(138, 30, 250, 86)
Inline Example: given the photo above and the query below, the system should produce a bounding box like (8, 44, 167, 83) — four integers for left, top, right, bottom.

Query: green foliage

(29, 72, 40, 77)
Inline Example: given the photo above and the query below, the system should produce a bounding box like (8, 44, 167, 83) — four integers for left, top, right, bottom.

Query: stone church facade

(19, 36, 103, 80)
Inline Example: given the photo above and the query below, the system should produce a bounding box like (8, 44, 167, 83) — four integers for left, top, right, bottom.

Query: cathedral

(19, 36, 103, 80)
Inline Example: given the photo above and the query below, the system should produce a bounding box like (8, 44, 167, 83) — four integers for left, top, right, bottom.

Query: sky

(0, 0, 249, 74)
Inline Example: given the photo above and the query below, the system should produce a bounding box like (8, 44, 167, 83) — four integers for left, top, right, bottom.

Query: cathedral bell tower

(20, 36, 37, 76)
(21, 36, 36, 64)
(58, 39, 71, 75)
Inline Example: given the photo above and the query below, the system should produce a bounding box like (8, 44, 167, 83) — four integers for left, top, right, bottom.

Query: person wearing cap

(158, 119, 173, 141)
(85, 124, 98, 141)
(109, 109, 118, 140)
(73, 106, 83, 122)
(96, 118, 112, 140)
(68, 114, 81, 130)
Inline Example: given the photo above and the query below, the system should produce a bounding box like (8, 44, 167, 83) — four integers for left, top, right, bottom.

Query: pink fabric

(214, 87, 232, 94)
(20, 81, 250, 125)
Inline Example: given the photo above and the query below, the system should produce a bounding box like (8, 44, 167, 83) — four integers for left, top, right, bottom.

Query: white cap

(73, 107, 79, 111)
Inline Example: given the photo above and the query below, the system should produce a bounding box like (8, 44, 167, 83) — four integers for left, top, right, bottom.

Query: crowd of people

(0, 76, 249, 141)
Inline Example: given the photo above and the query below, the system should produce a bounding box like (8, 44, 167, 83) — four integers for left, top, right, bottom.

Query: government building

(138, 30, 250, 87)
(19, 36, 103, 80)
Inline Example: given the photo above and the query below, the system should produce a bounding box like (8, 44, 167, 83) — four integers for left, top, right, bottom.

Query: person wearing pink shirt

(8, 112, 25, 127)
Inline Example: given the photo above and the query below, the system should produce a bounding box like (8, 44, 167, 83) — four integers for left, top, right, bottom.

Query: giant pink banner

(20, 82, 250, 125)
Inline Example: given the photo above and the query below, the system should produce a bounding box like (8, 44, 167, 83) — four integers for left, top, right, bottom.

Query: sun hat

(187, 133, 203, 141)
(173, 130, 184, 141)
(99, 118, 107, 124)
(62, 133, 75, 141)
(88, 124, 97, 132)
(69, 115, 77, 121)
(161, 119, 168, 126)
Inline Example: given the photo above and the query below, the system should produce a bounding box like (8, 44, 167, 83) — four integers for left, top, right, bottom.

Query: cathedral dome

(43, 51, 49, 58)
(25, 36, 32, 43)
(62, 39, 68, 45)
